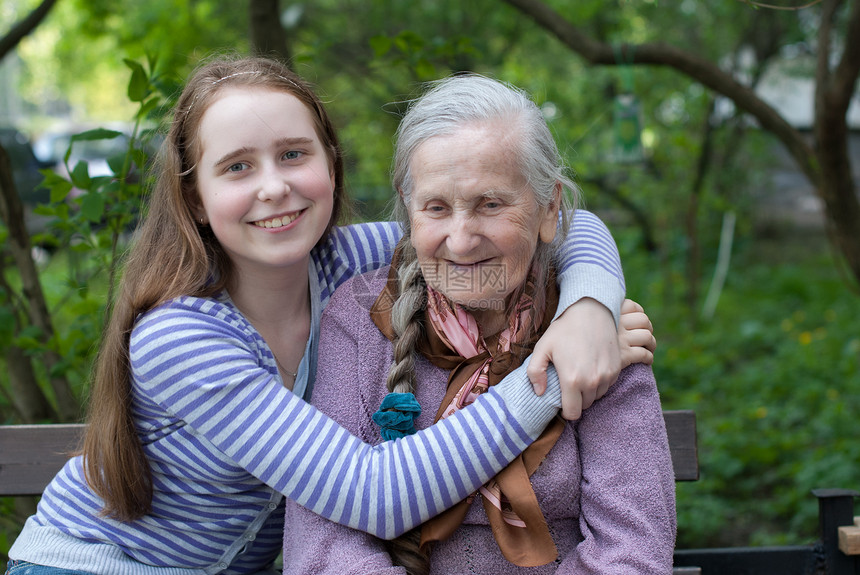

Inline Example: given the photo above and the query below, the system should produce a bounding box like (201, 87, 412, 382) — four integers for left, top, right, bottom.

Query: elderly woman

(282, 75, 675, 574)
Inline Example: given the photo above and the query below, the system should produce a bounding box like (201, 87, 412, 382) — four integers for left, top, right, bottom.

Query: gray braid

(385, 241, 426, 395)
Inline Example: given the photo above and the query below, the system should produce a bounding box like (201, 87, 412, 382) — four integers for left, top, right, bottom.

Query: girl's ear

(187, 194, 208, 225)
(538, 182, 562, 244)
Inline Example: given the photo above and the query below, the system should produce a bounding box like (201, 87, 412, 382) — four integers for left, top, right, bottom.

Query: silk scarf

(370, 245, 565, 567)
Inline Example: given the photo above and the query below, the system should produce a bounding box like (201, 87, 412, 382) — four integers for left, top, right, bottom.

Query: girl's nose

(257, 166, 290, 202)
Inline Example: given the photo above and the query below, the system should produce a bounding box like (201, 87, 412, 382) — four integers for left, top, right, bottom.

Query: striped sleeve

(315, 222, 403, 304)
(555, 209, 626, 325)
(130, 301, 560, 540)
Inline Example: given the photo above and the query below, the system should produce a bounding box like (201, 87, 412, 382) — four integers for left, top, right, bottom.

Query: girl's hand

(527, 298, 655, 420)
(618, 298, 656, 367)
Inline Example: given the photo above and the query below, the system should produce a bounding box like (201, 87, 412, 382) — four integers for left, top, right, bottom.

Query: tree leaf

(70, 161, 91, 190)
(80, 191, 105, 222)
(369, 35, 392, 57)
(125, 60, 150, 103)
(70, 128, 123, 143)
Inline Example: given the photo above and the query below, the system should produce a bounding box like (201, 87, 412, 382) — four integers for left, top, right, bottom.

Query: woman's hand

(528, 298, 655, 420)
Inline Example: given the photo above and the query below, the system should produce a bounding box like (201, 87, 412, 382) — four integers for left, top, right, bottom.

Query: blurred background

(1, 0, 858, 558)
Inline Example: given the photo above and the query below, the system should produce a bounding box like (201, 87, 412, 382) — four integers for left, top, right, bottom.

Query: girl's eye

(283, 150, 302, 160)
(227, 162, 247, 173)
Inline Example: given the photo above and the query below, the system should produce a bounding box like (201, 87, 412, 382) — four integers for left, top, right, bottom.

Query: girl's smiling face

(195, 86, 335, 280)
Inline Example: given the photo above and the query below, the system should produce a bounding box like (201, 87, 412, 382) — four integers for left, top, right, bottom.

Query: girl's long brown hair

(82, 55, 347, 521)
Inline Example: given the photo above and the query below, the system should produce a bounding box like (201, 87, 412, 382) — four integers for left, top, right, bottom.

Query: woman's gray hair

(391, 73, 578, 252)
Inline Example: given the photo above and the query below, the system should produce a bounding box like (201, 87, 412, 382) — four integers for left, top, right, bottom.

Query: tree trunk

(500, 0, 860, 287)
(249, 0, 291, 64)
(814, 0, 860, 286)
(579, 174, 658, 253)
(4, 344, 57, 422)
(0, 144, 80, 421)
(686, 99, 717, 320)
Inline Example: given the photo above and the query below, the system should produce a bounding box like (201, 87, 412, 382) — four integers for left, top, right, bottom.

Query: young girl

(7, 56, 651, 575)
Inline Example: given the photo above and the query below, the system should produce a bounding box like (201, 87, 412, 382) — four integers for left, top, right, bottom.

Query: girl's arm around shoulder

(315, 222, 403, 296)
(130, 287, 562, 540)
(529, 209, 631, 419)
(555, 209, 626, 324)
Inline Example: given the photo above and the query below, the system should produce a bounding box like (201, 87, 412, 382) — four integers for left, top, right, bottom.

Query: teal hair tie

(373, 392, 422, 441)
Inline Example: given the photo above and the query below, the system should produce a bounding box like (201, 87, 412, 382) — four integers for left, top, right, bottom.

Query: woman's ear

(538, 182, 562, 243)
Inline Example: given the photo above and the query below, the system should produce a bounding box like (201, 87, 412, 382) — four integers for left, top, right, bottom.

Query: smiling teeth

(254, 212, 300, 228)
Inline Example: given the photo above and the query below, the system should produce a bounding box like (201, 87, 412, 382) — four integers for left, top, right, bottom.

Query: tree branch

(0, 0, 59, 62)
(500, 0, 820, 187)
(736, 0, 824, 9)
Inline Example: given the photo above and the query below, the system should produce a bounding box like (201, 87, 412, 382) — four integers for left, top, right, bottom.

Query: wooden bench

(0, 423, 86, 497)
(0, 411, 700, 497)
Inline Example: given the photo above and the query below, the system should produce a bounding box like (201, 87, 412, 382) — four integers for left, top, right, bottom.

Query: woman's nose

(445, 217, 481, 255)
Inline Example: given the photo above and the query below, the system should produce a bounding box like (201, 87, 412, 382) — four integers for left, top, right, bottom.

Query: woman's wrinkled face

(406, 122, 558, 330)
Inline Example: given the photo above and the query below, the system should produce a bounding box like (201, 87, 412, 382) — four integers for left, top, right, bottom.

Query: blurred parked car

(0, 127, 55, 235)
(33, 124, 134, 195)
(0, 127, 52, 206)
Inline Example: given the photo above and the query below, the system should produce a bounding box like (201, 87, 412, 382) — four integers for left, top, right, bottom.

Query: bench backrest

(0, 411, 698, 497)
(0, 423, 86, 496)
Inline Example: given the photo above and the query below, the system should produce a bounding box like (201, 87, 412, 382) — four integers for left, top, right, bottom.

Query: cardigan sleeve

(555, 363, 677, 574)
(131, 294, 560, 540)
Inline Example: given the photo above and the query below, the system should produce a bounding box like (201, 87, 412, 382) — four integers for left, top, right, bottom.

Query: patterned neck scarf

(370, 244, 564, 567)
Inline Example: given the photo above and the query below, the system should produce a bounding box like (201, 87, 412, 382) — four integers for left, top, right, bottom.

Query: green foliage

(621, 229, 860, 547)
(1, 58, 169, 419)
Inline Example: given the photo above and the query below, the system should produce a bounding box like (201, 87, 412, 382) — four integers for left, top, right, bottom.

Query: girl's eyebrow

(212, 137, 315, 169)
(275, 136, 314, 148)
(213, 147, 255, 169)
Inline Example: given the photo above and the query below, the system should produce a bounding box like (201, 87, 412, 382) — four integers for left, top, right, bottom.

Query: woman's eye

(283, 150, 302, 160)
(483, 200, 502, 210)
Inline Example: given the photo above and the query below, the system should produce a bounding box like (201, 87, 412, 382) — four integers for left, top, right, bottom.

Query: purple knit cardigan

(283, 270, 676, 574)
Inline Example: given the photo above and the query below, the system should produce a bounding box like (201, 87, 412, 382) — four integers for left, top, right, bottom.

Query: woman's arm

(556, 364, 676, 574)
(131, 298, 560, 540)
